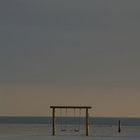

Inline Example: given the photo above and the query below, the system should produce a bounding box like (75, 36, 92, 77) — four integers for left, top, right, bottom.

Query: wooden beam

(50, 106, 92, 109)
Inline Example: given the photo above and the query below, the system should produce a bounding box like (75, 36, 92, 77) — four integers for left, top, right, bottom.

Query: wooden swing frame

(50, 106, 92, 136)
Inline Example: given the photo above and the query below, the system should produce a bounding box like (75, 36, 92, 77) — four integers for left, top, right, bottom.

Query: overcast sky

(0, 0, 140, 117)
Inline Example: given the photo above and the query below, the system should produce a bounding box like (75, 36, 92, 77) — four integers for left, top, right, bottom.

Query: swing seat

(61, 129, 66, 132)
(74, 129, 79, 132)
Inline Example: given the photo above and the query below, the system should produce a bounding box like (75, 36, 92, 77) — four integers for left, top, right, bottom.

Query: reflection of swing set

(50, 106, 92, 136)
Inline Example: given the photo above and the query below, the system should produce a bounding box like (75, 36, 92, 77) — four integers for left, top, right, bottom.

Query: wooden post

(52, 108, 55, 136)
(86, 108, 89, 136)
(118, 120, 121, 133)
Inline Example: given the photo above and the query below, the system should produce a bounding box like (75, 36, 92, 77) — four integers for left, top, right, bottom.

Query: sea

(0, 117, 140, 140)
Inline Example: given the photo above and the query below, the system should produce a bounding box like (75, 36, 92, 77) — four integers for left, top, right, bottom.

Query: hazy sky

(0, 0, 140, 117)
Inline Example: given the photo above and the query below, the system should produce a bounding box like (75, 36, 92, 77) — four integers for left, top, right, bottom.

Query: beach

(0, 124, 140, 140)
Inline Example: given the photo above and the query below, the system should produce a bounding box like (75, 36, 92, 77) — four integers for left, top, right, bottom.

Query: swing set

(50, 106, 92, 136)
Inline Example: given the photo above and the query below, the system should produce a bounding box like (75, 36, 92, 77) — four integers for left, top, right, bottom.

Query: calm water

(0, 117, 140, 126)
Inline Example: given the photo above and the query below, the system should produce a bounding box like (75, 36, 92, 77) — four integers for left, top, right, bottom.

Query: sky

(0, 0, 140, 117)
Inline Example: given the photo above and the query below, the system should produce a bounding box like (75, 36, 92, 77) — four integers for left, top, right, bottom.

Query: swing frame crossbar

(50, 106, 92, 136)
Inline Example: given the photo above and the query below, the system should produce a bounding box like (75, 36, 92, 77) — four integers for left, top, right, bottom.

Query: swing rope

(61, 108, 67, 132)
(74, 108, 81, 132)
(78, 109, 81, 131)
